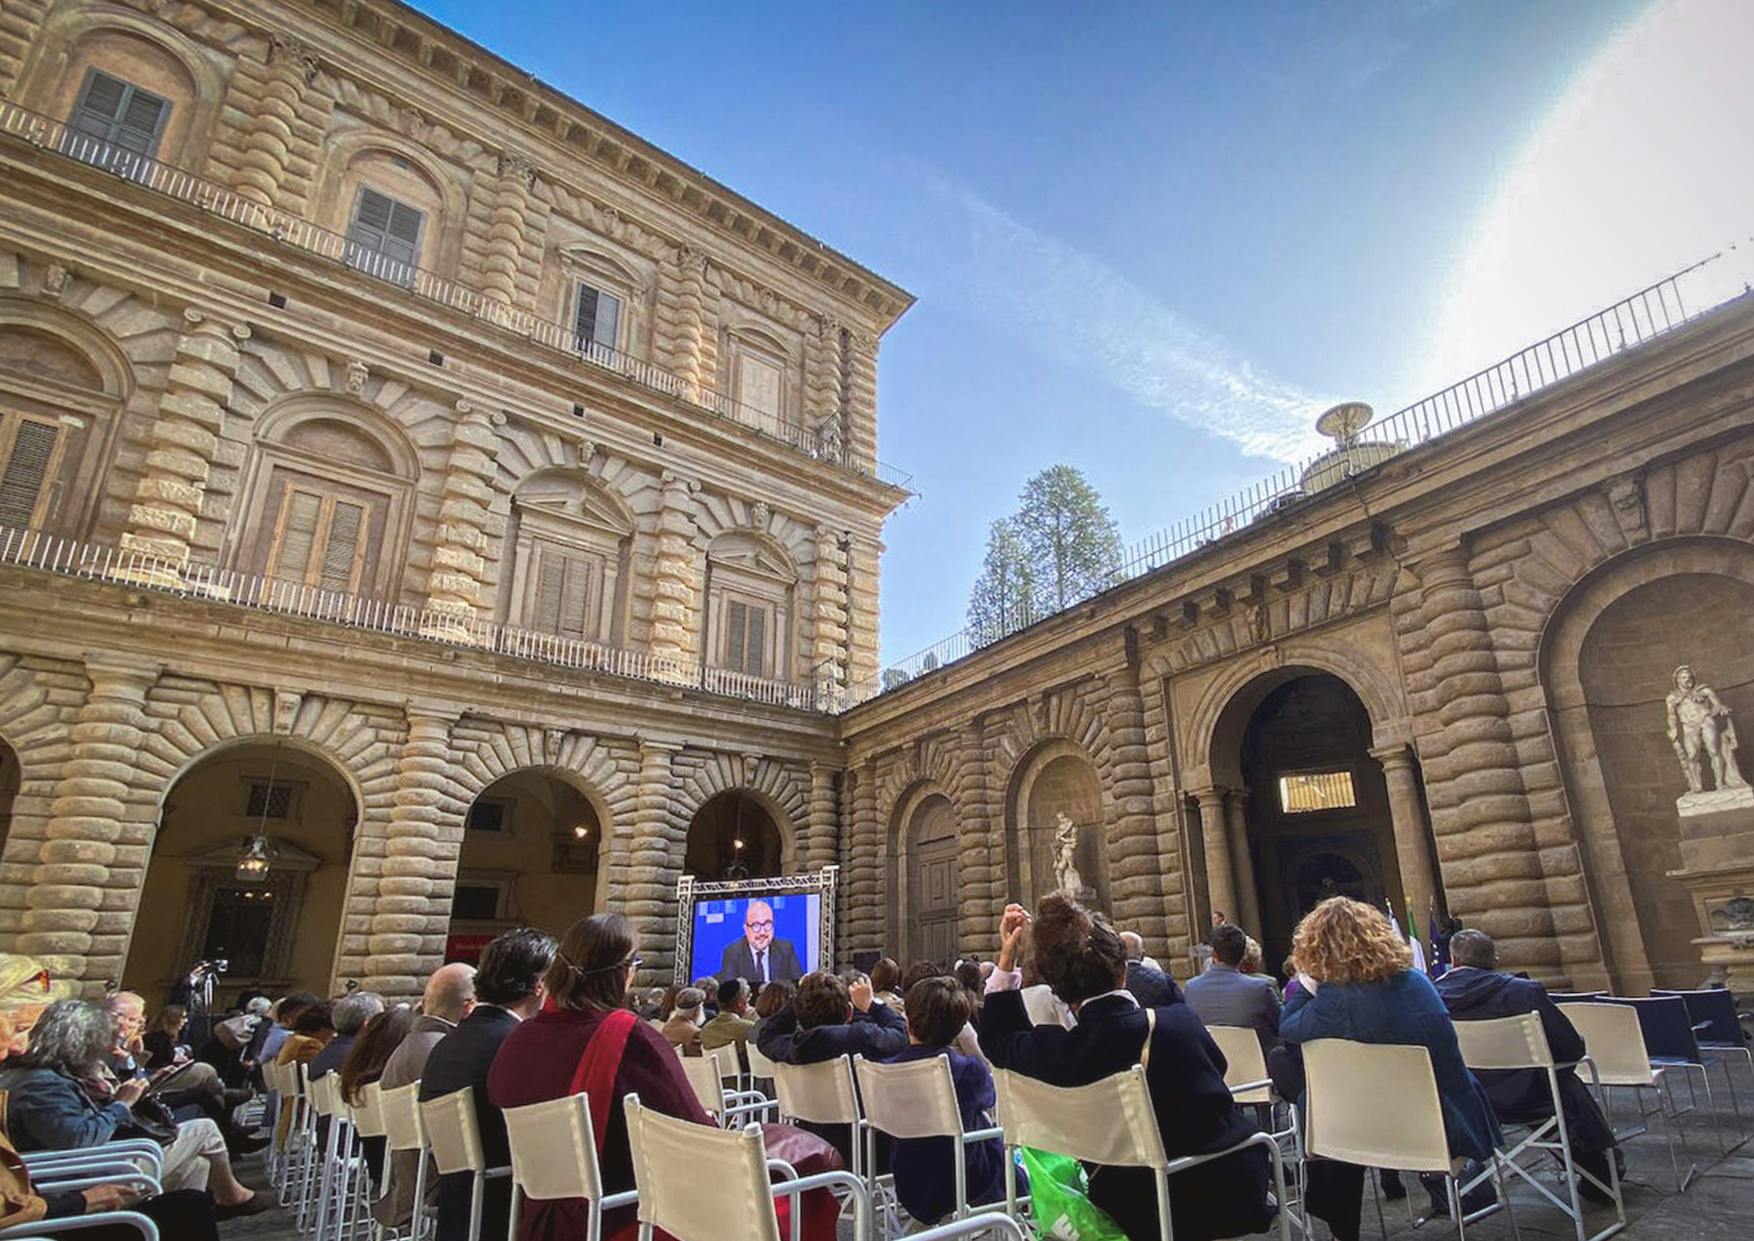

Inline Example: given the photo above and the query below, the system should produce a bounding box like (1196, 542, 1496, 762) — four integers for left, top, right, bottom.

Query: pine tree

(966, 517, 1038, 644)
(1014, 465, 1122, 610)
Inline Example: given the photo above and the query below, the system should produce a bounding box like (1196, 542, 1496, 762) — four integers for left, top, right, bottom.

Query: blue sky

(415, 0, 1751, 666)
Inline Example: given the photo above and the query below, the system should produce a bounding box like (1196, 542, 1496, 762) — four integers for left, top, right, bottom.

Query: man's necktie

(756, 949, 766, 982)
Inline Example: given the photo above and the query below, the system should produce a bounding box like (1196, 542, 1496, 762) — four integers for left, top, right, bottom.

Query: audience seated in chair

(756, 969, 908, 1165)
(748, 979, 796, 1048)
(982, 894, 1276, 1241)
(307, 990, 387, 1082)
(373, 961, 478, 1230)
(488, 912, 714, 1240)
(422, 927, 556, 1241)
(1435, 929, 1621, 1200)
(1184, 923, 1281, 1055)
(700, 977, 756, 1072)
(660, 987, 707, 1057)
(104, 991, 264, 1159)
(0, 998, 267, 1216)
(871, 958, 906, 1012)
(338, 1002, 416, 1183)
(1272, 897, 1500, 1239)
(883, 974, 1008, 1226)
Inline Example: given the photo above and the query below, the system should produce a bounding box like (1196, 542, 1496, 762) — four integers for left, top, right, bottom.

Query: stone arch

(674, 754, 804, 872)
(313, 128, 470, 275)
(1003, 736, 1112, 910)
(1538, 535, 1754, 991)
(0, 655, 80, 885)
(883, 779, 958, 962)
(0, 297, 135, 402)
(253, 395, 421, 481)
(18, 0, 228, 169)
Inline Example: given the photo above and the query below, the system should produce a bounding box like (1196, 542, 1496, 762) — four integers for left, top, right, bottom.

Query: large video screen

(689, 891, 822, 985)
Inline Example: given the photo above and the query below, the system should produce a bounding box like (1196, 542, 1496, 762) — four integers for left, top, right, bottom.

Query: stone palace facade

(1, 0, 1750, 1004)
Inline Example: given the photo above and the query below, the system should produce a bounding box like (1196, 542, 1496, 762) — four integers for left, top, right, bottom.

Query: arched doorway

(684, 790, 783, 882)
(1007, 743, 1109, 910)
(1227, 672, 1402, 969)
(0, 739, 17, 860)
(123, 740, 357, 1004)
(888, 791, 960, 964)
(447, 770, 605, 964)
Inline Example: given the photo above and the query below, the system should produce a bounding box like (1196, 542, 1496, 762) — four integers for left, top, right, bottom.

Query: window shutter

(271, 489, 323, 582)
(559, 555, 591, 639)
(726, 600, 748, 672)
(113, 88, 168, 156)
(594, 292, 621, 350)
(0, 419, 59, 528)
(319, 500, 366, 592)
(574, 285, 598, 343)
(70, 72, 128, 138)
(353, 188, 394, 240)
(383, 200, 424, 265)
(532, 549, 566, 633)
(745, 605, 767, 677)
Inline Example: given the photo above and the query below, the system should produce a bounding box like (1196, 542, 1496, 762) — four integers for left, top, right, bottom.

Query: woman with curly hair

(1275, 897, 1499, 1238)
(980, 893, 1275, 1241)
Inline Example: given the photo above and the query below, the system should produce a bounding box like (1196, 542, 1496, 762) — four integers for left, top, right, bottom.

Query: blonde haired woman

(1275, 897, 1498, 1239)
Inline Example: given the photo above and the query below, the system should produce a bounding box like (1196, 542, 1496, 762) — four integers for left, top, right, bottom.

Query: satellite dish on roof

(1315, 401, 1373, 445)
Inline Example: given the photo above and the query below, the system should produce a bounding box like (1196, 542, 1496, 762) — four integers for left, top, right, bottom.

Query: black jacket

(981, 990, 1274, 1241)
(755, 1001, 907, 1165)
(418, 1006, 522, 1241)
(1124, 960, 1187, 1008)
(718, 938, 804, 984)
(1434, 968, 1614, 1154)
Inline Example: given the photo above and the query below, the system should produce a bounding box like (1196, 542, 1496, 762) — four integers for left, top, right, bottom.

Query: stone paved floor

(222, 1083, 1754, 1240)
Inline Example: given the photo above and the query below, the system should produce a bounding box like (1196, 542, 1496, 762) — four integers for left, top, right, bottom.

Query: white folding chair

(747, 1039, 780, 1081)
(380, 1080, 430, 1241)
(1455, 1012, 1624, 1241)
(311, 1070, 367, 1241)
(345, 1082, 389, 1241)
(1303, 1038, 1518, 1241)
(854, 1052, 1008, 1224)
(993, 1064, 1292, 1241)
(292, 1062, 326, 1232)
(502, 1092, 639, 1241)
(422, 1088, 509, 1241)
(1560, 1002, 1693, 1191)
(772, 1056, 867, 1179)
(682, 1048, 773, 1127)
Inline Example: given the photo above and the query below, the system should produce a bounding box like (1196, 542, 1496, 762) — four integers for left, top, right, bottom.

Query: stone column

(669, 247, 709, 398)
(624, 741, 681, 983)
(363, 709, 457, 1000)
(20, 658, 158, 988)
(844, 533, 882, 692)
(956, 718, 999, 959)
(1190, 787, 1237, 928)
(805, 761, 839, 873)
(119, 310, 248, 584)
(480, 152, 535, 309)
(648, 472, 699, 671)
(844, 762, 881, 956)
(811, 527, 849, 701)
(422, 402, 498, 640)
(1373, 744, 1440, 932)
(1222, 788, 1262, 936)
(233, 36, 319, 213)
(1414, 548, 1551, 969)
(843, 330, 878, 473)
(1102, 670, 1170, 947)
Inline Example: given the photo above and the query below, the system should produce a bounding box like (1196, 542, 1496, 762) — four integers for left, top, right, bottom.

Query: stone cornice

(228, 0, 913, 328)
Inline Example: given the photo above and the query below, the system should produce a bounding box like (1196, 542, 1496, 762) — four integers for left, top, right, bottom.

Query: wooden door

(912, 833, 960, 964)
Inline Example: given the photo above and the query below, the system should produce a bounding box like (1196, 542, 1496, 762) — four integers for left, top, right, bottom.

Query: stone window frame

(703, 532, 798, 682)
(1275, 767, 1359, 815)
(503, 470, 635, 645)
(722, 324, 797, 428)
(240, 775, 306, 823)
(449, 872, 515, 923)
(313, 132, 467, 279)
(556, 245, 650, 362)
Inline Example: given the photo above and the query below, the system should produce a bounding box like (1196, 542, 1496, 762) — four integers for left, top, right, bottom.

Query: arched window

(40, 27, 207, 180)
(235, 405, 415, 598)
(333, 149, 448, 287)
(704, 531, 797, 680)
(504, 469, 634, 644)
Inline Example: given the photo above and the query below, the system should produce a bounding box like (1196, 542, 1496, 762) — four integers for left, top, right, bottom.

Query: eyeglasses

(625, 955, 644, 971)
(745, 920, 773, 930)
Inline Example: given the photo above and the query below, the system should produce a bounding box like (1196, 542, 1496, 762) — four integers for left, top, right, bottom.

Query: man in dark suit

(418, 928, 557, 1241)
(1435, 929, 1620, 1200)
(718, 899, 803, 984)
(1185, 923, 1281, 1053)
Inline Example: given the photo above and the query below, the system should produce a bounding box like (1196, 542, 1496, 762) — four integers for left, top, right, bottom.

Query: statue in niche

(1666, 664, 1748, 796)
(1052, 813, 1084, 896)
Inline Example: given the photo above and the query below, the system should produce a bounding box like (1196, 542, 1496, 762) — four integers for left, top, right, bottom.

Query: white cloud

(931, 181, 1331, 462)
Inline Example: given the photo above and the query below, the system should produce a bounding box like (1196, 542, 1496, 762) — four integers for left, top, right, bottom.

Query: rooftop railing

(0, 100, 912, 492)
(0, 526, 844, 713)
(864, 240, 1754, 698)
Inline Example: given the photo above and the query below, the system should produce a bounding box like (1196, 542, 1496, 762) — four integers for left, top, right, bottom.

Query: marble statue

(1053, 812, 1084, 895)
(1666, 665, 1747, 795)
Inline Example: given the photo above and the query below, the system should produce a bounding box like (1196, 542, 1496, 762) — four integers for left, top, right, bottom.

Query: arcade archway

(0, 739, 17, 860)
(684, 789, 783, 882)
(123, 740, 357, 1003)
(446, 769, 605, 964)
(886, 789, 960, 964)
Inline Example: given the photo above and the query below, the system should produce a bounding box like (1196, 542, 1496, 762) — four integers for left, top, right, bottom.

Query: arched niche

(447, 766, 608, 961)
(684, 788, 785, 882)
(123, 736, 360, 1004)
(703, 530, 798, 681)
(1005, 739, 1110, 910)
(1541, 537, 1754, 991)
(230, 397, 418, 598)
(501, 468, 635, 644)
(20, 4, 223, 171)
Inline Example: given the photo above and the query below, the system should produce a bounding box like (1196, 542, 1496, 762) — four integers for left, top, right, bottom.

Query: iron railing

(0, 526, 845, 712)
(0, 100, 913, 492)
(866, 240, 1754, 696)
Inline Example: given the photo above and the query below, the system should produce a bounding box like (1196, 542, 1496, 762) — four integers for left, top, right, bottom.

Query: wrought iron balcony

(0, 100, 912, 492)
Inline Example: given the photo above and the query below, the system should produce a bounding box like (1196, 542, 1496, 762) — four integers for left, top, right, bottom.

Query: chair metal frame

(852, 1052, 1009, 1226)
(1560, 1002, 1694, 1191)
(1204, 1024, 1306, 1234)
(1607, 994, 1745, 1154)
(0, 1210, 162, 1239)
(379, 1080, 431, 1241)
(993, 1063, 1293, 1241)
(1453, 1011, 1625, 1241)
(421, 1086, 511, 1241)
(681, 1048, 774, 1128)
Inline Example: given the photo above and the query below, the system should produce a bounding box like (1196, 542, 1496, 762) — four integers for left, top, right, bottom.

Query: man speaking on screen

(719, 899, 803, 984)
